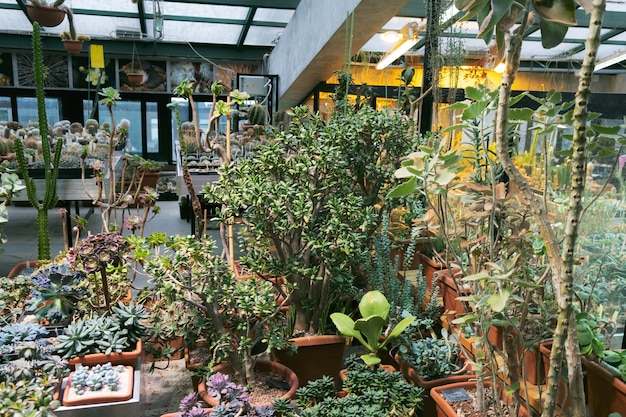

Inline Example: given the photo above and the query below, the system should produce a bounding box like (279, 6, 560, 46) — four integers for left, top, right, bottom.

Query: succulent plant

(111, 302, 150, 344)
(246, 104, 267, 125)
(54, 319, 97, 359)
(26, 263, 89, 325)
(397, 331, 466, 381)
(70, 362, 125, 395)
(0, 322, 48, 346)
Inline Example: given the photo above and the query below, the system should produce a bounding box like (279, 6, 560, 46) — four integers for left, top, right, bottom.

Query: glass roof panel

(254, 8, 294, 24)
(70, 0, 137, 13)
(520, 41, 580, 60)
(245, 26, 284, 46)
(165, 22, 243, 44)
(164, 3, 249, 19)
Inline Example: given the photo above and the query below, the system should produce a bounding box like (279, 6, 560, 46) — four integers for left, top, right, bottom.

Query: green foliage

(330, 291, 415, 367)
(291, 360, 423, 417)
(397, 331, 466, 380)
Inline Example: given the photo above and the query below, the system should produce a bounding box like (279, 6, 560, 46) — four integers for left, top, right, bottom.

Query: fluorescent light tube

(594, 50, 626, 72)
(376, 38, 419, 70)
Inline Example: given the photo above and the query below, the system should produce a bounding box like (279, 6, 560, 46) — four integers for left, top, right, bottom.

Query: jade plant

(330, 290, 415, 367)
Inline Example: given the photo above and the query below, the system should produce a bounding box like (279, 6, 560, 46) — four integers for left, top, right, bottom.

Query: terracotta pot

(68, 339, 142, 369)
(62, 365, 134, 406)
(396, 353, 473, 417)
(430, 380, 529, 417)
(436, 268, 470, 329)
(143, 336, 185, 362)
(26, 4, 66, 27)
(417, 252, 445, 287)
(197, 359, 298, 407)
(7, 260, 40, 278)
(126, 72, 144, 84)
(184, 341, 209, 391)
(271, 335, 347, 387)
(539, 341, 572, 409)
(161, 410, 213, 417)
(584, 356, 626, 417)
(62, 39, 84, 54)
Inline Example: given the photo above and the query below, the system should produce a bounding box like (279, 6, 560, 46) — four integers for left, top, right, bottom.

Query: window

(16, 97, 60, 126)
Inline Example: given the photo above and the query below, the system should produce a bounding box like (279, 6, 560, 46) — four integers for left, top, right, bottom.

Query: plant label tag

(441, 387, 472, 402)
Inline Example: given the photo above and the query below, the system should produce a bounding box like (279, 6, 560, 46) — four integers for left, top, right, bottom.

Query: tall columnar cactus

(13, 22, 62, 261)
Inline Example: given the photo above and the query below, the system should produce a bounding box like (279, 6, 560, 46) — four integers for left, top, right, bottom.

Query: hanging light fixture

(153, 0, 164, 39)
(376, 22, 422, 70)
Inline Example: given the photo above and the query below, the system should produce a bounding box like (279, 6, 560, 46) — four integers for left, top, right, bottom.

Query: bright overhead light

(376, 22, 422, 70)
(380, 31, 403, 43)
(493, 61, 506, 73)
(594, 50, 626, 72)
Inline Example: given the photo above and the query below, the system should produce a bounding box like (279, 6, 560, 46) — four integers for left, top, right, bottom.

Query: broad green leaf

(491, 0, 516, 31)
(487, 288, 510, 312)
(508, 108, 535, 121)
(533, 0, 576, 25)
(539, 19, 569, 49)
(359, 291, 390, 319)
(385, 315, 416, 341)
(462, 101, 489, 120)
(465, 86, 484, 101)
(592, 124, 621, 134)
(354, 315, 386, 349)
(434, 170, 458, 186)
(387, 176, 417, 198)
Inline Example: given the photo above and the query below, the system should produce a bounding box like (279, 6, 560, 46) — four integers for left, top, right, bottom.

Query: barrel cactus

(247, 104, 267, 125)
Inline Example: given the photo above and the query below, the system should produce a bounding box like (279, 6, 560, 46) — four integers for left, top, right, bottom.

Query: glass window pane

(146, 102, 158, 153)
(16, 97, 61, 127)
(171, 98, 189, 162)
(0, 97, 12, 121)
(98, 100, 142, 153)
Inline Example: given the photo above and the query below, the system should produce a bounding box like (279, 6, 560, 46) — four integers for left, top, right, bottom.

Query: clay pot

(7, 260, 40, 278)
(271, 335, 347, 387)
(430, 380, 529, 417)
(62, 365, 134, 406)
(197, 359, 298, 407)
(436, 268, 470, 329)
(68, 339, 142, 369)
(584, 356, 626, 417)
(62, 39, 84, 54)
(126, 72, 144, 84)
(395, 353, 473, 417)
(26, 4, 66, 27)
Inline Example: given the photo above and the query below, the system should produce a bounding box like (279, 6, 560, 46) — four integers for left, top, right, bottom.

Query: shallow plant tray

(62, 366, 134, 406)
(55, 369, 140, 417)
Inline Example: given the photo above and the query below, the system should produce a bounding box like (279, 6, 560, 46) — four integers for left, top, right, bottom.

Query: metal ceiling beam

(136, 0, 148, 37)
(162, 0, 300, 8)
(238, 7, 256, 48)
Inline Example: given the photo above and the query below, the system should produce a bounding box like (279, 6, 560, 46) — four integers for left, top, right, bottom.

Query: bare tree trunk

(492, 1, 605, 416)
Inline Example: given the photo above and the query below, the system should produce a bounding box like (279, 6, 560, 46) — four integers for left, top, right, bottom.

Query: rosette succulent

(66, 232, 132, 313)
(26, 263, 89, 325)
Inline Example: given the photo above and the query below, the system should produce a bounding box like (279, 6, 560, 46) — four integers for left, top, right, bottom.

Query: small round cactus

(247, 104, 267, 125)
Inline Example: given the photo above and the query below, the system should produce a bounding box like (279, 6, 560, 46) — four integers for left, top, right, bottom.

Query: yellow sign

(90, 45, 104, 69)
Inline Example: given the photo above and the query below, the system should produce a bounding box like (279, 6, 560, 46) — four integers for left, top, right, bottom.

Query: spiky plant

(13, 22, 62, 260)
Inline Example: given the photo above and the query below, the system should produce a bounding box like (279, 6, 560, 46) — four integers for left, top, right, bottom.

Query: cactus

(85, 118, 99, 135)
(12, 22, 62, 261)
(0, 140, 8, 156)
(247, 104, 267, 125)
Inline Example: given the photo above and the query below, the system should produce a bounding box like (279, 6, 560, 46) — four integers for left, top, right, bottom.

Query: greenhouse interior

(0, 0, 625, 416)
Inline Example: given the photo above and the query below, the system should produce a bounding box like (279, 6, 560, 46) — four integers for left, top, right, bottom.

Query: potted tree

(129, 233, 297, 398)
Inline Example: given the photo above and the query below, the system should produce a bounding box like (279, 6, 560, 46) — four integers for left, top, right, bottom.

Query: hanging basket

(126, 72, 145, 84)
(62, 39, 84, 54)
(26, 4, 66, 27)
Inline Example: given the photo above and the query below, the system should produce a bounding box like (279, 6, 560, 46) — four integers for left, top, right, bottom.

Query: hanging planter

(62, 39, 83, 54)
(26, 3, 66, 27)
(126, 72, 144, 84)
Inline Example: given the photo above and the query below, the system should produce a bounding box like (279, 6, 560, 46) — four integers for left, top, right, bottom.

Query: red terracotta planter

(436, 268, 471, 329)
(68, 339, 142, 369)
(416, 252, 445, 288)
(26, 4, 66, 27)
(430, 380, 529, 417)
(271, 335, 347, 387)
(395, 353, 473, 417)
(62, 365, 134, 406)
(62, 39, 84, 54)
(584, 356, 626, 417)
(197, 359, 298, 407)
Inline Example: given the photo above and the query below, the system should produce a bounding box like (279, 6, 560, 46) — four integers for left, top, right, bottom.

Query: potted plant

(62, 362, 133, 406)
(129, 233, 294, 393)
(53, 302, 148, 367)
(58, 7, 90, 54)
(25, 0, 66, 27)
(160, 392, 212, 417)
(0, 321, 68, 416)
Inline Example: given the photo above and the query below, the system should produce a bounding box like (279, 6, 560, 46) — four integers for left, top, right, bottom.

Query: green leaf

(330, 313, 360, 338)
(462, 101, 489, 120)
(533, 0, 577, 25)
(508, 108, 535, 121)
(385, 315, 416, 342)
(354, 315, 386, 351)
(358, 291, 390, 319)
(591, 124, 621, 135)
(434, 170, 457, 186)
(387, 176, 417, 198)
(539, 19, 569, 49)
(487, 288, 510, 312)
